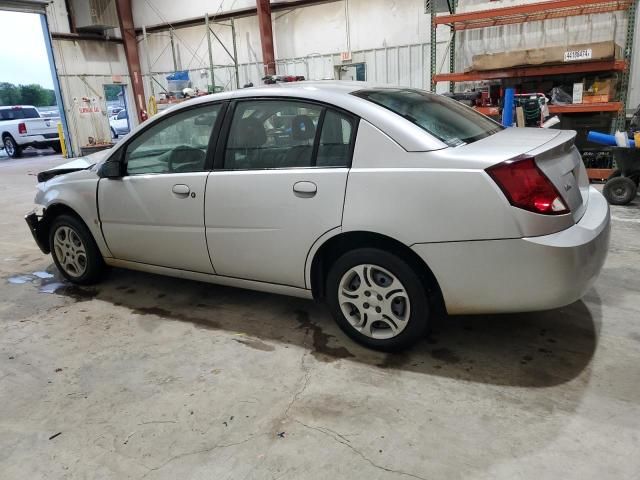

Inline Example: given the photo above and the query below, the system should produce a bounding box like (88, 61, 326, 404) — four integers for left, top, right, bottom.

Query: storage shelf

(587, 168, 614, 181)
(474, 102, 622, 117)
(549, 102, 623, 113)
(435, 0, 632, 31)
(433, 60, 626, 83)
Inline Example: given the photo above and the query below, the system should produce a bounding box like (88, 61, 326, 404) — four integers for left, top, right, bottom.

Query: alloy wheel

(338, 264, 411, 340)
(4, 138, 14, 156)
(53, 226, 87, 278)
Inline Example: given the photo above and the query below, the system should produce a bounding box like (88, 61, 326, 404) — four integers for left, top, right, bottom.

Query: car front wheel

(326, 248, 430, 351)
(49, 214, 105, 284)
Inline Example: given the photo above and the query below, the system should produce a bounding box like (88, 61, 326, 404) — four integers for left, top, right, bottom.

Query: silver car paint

(97, 173, 213, 273)
(205, 168, 348, 287)
(31, 82, 610, 315)
(412, 187, 609, 314)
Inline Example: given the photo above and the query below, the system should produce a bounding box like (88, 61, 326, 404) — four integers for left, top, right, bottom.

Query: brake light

(486, 156, 569, 215)
(18, 122, 26, 134)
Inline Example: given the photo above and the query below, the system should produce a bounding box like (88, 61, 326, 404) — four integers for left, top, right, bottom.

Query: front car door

(205, 98, 358, 287)
(98, 103, 224, 273)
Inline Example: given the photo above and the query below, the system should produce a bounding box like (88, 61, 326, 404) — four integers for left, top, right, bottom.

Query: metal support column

(449, 0, 458, 93)
(231, 18, 240, 88)
(205, 14, 215, 91)
(429, 0, 437, 91)
(256, 0, 276, 76)
(142, 25, 154, 97)
(115, 0, 147, 123)
(616, 0, 637, 131)
(40, 15, 74, 157)
(169, 29, 178, 71)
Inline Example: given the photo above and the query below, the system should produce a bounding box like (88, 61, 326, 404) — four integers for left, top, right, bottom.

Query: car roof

(0, 105, 37, 109)
(153, 81, 446, 152)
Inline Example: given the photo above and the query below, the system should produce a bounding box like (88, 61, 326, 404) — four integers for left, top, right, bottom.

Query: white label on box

(564, 49, 593, 62)
(573, 83, 584, 104)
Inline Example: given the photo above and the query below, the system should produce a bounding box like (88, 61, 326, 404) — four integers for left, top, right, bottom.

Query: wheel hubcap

(5, 139, 14, 155)
(53, 226, 87, 278)
(338, 264, 411, 340)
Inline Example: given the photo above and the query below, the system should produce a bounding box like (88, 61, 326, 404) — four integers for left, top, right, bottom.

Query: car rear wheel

(326, 248, 429, 351)
(603, 176, 638, 205)
(49, 214, 105, 284)
(3, 135, 22, 158)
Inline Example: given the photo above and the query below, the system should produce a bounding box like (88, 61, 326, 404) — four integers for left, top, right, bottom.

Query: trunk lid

(527, 130, 588, 223)
(462, 127, 587, 223)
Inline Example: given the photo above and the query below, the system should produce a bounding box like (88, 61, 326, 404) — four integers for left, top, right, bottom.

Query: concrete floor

(1, 154, 639, 480)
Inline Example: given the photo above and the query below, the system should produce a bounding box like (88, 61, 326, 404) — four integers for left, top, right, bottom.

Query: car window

(0, 107, 39, 120)
(224, 100, 322, 170)
(316, 110, 354, 167)
(124, 104, 221, 175)
(352, 88, 502, 147)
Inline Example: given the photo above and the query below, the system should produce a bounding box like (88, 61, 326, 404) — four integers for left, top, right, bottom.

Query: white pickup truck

(1, 105, 62, 158)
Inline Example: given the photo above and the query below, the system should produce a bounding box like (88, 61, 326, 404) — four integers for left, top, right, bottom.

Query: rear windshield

(352, 88, 502, 147)
(0, 108, 40, 121)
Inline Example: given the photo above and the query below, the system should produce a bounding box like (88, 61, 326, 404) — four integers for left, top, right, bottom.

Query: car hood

(37, 149, 112, 182)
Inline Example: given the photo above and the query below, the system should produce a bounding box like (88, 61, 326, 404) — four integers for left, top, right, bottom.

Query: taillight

(18, 122, 26, 134)
(486, 156, 569, 215)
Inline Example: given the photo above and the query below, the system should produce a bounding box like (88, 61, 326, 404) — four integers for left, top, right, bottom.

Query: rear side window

(352, 88, 502, 147)
(223, 99, 355, 170)
(0, 107, 40, 120)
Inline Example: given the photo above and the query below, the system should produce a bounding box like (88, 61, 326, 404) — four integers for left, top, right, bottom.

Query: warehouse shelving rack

(427, 0, 638, 178)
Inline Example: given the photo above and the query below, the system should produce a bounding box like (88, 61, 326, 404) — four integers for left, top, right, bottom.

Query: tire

(3, 135, 22, 158)
(49, 214, 105, 284)
(603, 176, 638, 205)
(326, 248, 430, 351)
(52, 142, 62, 153)
(111, 127, 118, 140)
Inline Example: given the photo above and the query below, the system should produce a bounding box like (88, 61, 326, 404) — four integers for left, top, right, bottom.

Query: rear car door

(205, 98, 358, 287)
(98, 103, 224, 273)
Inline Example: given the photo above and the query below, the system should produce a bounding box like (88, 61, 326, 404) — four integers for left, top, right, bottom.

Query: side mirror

(99, 160, 123, 178)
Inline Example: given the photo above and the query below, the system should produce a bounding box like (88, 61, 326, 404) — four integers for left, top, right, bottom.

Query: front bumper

(25, 211, 50, 254)
(412, 187, 610, 315)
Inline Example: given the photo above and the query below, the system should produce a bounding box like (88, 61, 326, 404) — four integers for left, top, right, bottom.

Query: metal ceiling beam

(115, 0, 147, 122)
(134, 0, 342, 35)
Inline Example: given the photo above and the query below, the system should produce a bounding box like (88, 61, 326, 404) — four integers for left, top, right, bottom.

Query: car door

(98, 103, 224, 273)
(205, 98, 358, 288)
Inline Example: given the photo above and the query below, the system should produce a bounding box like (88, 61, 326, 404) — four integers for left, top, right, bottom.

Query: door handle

(293, 181, 317, 197)
(172, 184, 190, 196)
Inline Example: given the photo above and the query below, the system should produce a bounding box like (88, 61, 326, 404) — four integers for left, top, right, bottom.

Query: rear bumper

(25, 211, 50, 254)
(17, 135, 59, 148)
(412, 187, 610, 315)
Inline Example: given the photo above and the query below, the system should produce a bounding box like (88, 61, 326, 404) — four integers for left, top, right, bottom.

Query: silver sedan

(26, 82, 610, 350)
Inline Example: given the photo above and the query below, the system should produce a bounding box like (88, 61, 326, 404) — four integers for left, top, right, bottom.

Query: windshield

(352, 88, 503, 147)
(0, 107, 40, 121)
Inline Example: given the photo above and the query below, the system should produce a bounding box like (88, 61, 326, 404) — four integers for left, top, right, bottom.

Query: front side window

(224, 100, 355, 169)
(124, 104, 221, 175)
(352, 88, 502, 147)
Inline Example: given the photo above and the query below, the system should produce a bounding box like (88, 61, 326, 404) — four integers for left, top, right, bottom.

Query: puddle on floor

(6, 269, 97, 301)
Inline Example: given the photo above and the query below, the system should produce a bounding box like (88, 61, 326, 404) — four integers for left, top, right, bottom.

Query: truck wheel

(49, 214, 105, 284)
(111, 127, 118, 139)
(603, 176, 638, 205)
(52, 142, 62, 153)
(3, 135, 22, 158)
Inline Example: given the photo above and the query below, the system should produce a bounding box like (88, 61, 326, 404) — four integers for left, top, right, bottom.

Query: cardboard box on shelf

(583, 78, 615, 103)
(471, 41, 623, 71)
